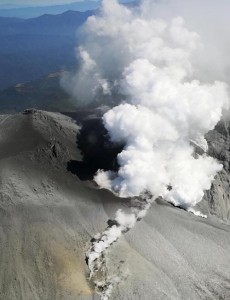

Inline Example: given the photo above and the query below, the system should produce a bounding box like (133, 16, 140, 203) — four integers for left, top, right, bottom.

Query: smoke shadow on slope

(64, 110, 123, 181)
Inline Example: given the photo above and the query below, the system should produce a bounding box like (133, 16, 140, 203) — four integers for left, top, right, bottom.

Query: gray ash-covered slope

(0, 111, 97, 300)
(0, 110, 229, 300)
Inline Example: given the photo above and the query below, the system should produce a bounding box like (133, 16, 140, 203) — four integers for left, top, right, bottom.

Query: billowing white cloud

(65, 0, 229, 209)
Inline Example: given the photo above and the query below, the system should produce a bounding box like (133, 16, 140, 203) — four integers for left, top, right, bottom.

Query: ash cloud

(65, 0, 230, 209)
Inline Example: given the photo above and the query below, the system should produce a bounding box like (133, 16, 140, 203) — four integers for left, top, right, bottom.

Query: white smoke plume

(85, 195, 151, 298)
(64, 2, 230, 297)
(86, 208, 141, 276)
(63, 0, 230, 208)
(187, 208, 207, 219)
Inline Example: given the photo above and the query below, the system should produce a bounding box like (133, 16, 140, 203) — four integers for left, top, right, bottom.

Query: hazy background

(1, 0, 230, 114)
(0, 0, 135, 16)
(0, 0, 95, 6)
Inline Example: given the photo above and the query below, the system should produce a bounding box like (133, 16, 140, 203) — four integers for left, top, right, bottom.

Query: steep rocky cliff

(202, 121, 230, 222)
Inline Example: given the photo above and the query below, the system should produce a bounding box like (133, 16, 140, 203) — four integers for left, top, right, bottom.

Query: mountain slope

(0, 11, 92, 90)
(0, 1, 136, 18)
(0, 1, 99, 18)
(0, 10, 93, 36)
(0, 110, 229, 299)
(0, 72, 77, 113)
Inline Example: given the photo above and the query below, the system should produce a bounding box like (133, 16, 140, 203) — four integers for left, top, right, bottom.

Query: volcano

(0, 109, 229, 300)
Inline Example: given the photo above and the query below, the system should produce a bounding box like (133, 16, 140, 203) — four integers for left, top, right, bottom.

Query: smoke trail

(85, 194, 151, 299)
